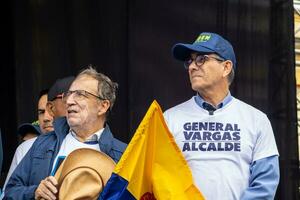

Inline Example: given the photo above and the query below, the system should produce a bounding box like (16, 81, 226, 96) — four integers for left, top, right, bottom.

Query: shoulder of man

(109, 138, 127, 163)
(164, 97, 195, 114)
(17, 137, 37, 150)
(111, 137, 127, 152)
(100, 125, 127, 162)
(232, 97, 267, 117)
(29, 131, 57, 152)
(14, 137, 37, 159)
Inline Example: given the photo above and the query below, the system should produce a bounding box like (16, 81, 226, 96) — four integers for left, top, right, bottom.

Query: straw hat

(54, 148, 116, 200)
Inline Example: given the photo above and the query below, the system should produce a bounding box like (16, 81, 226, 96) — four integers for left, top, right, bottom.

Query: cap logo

(194, 34, 211, 43)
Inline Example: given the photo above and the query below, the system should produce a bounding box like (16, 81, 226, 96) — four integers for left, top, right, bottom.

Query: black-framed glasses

(184, 54, 225, 69)
(62, 90, 106, 103)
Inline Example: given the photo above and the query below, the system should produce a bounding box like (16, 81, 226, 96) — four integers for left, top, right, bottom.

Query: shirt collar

(70, 128, 104, 144)
(194, 92, 233, 110)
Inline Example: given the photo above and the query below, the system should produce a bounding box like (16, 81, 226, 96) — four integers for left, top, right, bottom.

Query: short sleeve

(252, 114, 279, 161)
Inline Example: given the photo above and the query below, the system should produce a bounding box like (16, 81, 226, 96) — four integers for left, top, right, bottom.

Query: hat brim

(54, 149, 116, 199)
(172, 43, 216, 61)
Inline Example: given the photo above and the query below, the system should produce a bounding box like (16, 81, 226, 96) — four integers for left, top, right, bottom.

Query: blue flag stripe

(99, 173, 136, 200)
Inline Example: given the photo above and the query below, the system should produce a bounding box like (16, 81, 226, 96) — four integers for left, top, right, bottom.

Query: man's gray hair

(227, 68, 235, 85)
(77, 66, 118, 110)
(213, 53, 235, 85)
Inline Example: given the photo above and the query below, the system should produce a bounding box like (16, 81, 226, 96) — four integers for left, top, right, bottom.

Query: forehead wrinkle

(71, 76, 99, 94)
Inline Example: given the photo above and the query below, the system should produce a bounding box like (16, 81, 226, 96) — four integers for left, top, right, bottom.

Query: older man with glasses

(4, 67, 127, 200)
(163, 32, 279, 200)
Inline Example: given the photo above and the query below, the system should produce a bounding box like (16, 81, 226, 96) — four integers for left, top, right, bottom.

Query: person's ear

(222, 60, 233, 78)
(46, 101, 55, 117)
(97, 100, 110, 116)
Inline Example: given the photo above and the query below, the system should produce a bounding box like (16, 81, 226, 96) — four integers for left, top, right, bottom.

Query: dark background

(0, 0, 298, 199)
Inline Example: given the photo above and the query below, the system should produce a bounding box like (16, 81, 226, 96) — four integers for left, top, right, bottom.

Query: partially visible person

(1, 89, 54, 199)
(37, 89, 55, 134)
(164, 32, 279, 200)
(2, 77, 73, 198)
(4, 67, 127, 200)
(47, 76, 75, 118)
(17, 122, 40, 142)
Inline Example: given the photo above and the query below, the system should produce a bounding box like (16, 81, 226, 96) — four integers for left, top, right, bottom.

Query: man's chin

(191, 84, 204, 92)
(67, 119, 80, 128)
(43, 127, 54, 133)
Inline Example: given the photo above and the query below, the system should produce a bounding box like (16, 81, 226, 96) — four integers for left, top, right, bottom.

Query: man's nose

(189, 61, 199, 71)
(44, 108, 53, 122)
(65, 92, 76, 105)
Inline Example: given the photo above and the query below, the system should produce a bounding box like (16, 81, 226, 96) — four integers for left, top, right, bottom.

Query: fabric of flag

(99, 100, 204, 200)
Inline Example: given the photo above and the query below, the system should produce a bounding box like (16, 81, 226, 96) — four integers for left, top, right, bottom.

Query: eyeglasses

(184, 54, 225, 69)
(62, 90, 106, 103)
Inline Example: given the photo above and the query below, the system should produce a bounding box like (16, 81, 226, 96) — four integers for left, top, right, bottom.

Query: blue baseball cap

(172, 32, 236, 69)
(17, 123, 41, 138)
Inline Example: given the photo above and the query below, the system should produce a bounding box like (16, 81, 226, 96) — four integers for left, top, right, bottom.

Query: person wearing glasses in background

(4, 67, 127, 200)
(1, 89, 54, 199)
(46, 76, 75, 118)
(163, 32, 279, 200)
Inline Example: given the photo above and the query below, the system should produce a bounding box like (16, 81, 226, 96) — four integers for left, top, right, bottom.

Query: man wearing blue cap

(164, 32, 279, 200)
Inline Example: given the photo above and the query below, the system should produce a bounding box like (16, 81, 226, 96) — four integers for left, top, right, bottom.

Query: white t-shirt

(1, 137, 37, 199)
(51, 130, 102, 175)
(164, 97, 278, 200)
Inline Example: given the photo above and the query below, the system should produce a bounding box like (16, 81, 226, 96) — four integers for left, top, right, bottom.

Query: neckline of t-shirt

(67, 132, 99, 146)
(191, 96, 236, 115)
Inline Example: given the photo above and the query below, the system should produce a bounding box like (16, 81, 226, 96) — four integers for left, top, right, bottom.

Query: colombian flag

(99, 100, 204, 200)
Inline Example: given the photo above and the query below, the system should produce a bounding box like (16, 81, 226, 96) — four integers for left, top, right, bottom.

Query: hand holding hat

(54, 148, 116, 200)
(35, 176, 58, 200)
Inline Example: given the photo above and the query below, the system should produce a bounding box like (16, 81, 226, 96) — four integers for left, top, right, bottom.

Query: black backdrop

(0, 0, 298, 199)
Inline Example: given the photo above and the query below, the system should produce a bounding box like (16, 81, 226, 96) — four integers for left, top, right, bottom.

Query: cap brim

(172, 43, 215, 61)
